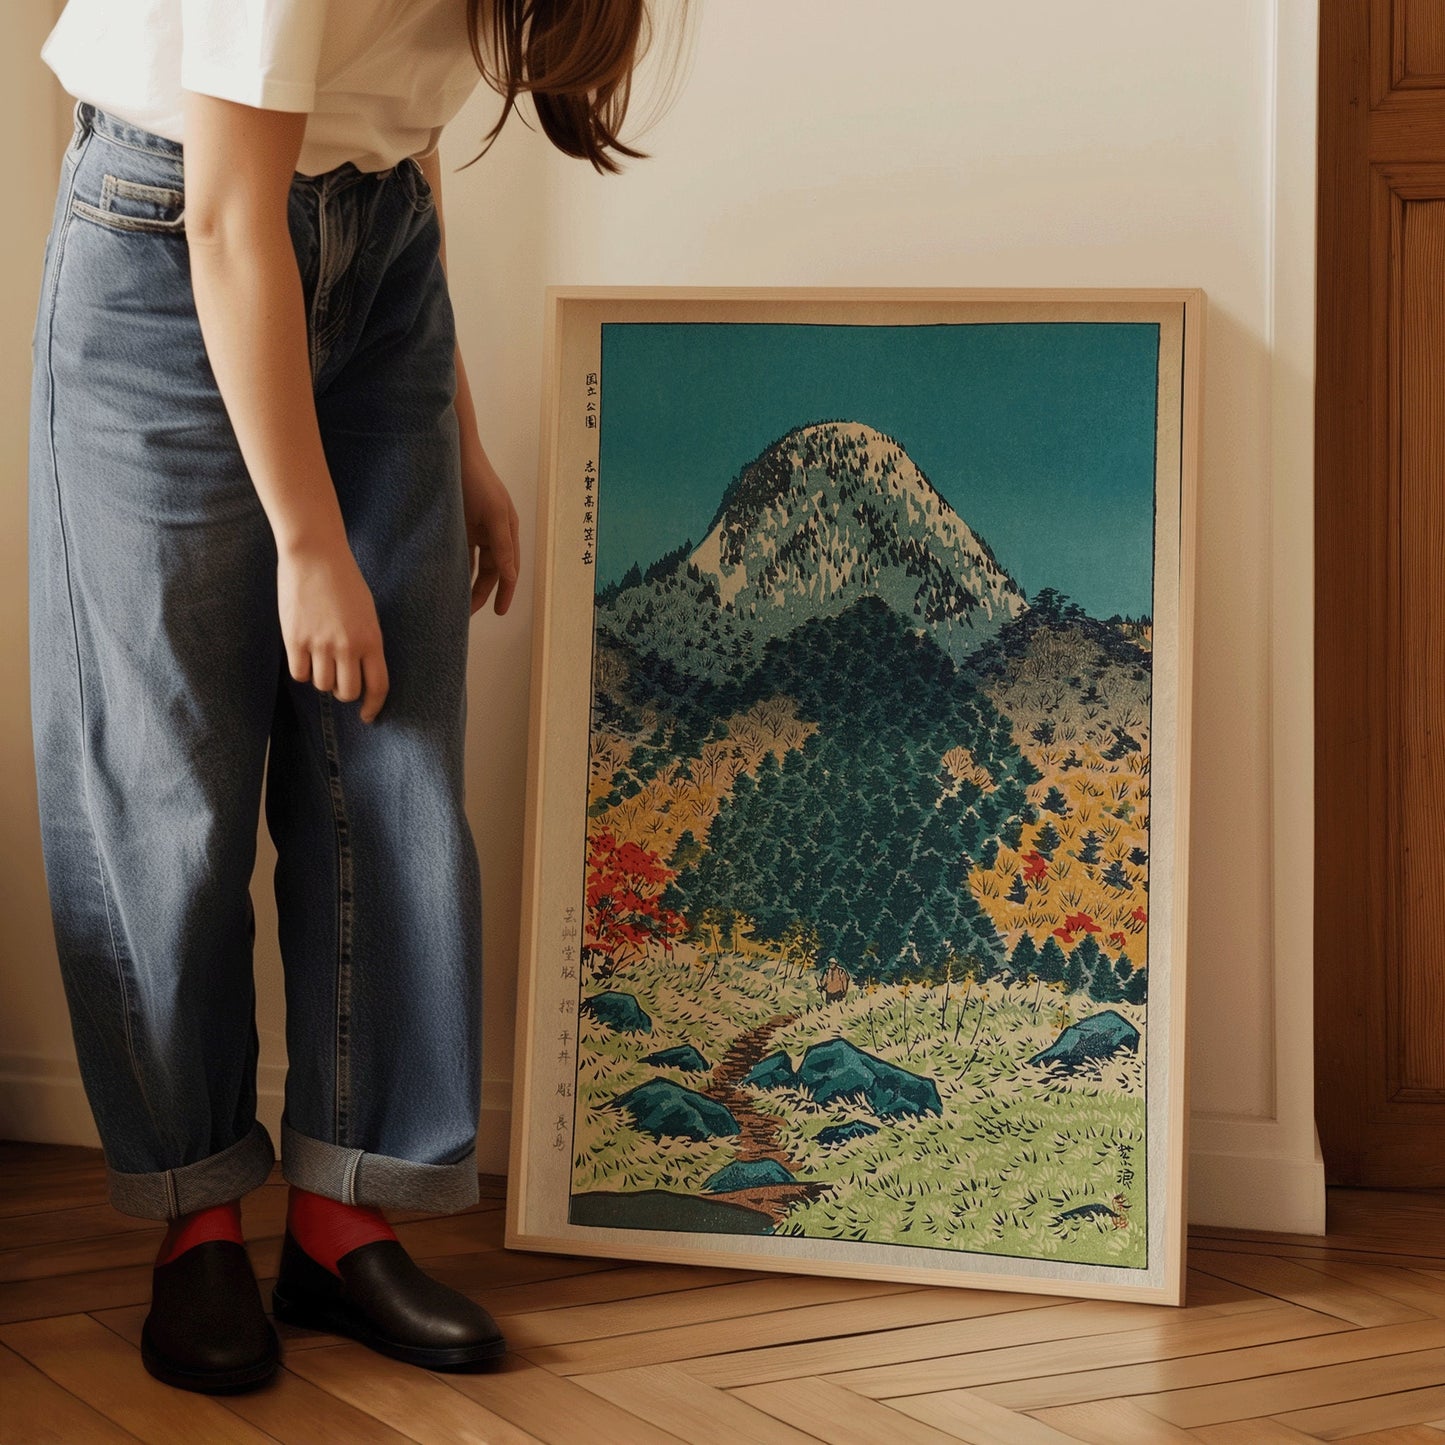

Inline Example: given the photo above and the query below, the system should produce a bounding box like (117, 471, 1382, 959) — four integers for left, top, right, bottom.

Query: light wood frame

(506, 287, 1203, 1306)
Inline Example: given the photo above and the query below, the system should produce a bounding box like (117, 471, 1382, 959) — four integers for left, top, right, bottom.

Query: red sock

(286, 1185, 398, 1277)
(154, 1198, 244, 1267)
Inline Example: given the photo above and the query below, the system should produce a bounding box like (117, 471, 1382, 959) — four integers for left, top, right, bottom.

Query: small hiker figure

(819, 957, 852, 1004)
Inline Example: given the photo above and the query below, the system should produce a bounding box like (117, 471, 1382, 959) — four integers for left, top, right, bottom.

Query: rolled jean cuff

(106, 1119, 276, 1221)
(280, 1116, 479, 1214)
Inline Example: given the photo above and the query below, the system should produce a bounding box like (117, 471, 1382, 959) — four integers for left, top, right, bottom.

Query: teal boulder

(741, 1051, 796, 1090)
(581, 992, 652, 1034)
(816, 1119, 879, 1147)
(793, 1039, 941, 1119)
(643, 1044, 709, 1072)
(704, 1159, 795, 1192)
(1027, 1010, 1138, 1072)
(612, 1080, 738, 1141)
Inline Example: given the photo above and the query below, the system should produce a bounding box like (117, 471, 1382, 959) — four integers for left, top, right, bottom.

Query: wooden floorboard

(0, 1146, 1440, 1443)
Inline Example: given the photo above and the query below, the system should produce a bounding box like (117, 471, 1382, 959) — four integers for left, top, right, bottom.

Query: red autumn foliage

(1063, 911, 1101, 934)
(584, 828, 686, 973)
(1022, 851, 1049, 883)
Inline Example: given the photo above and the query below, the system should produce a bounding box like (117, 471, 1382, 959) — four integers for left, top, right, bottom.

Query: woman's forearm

(453, 345, 492, 469)
(188, 224, 348, 556)
(182, 93, 346, 559)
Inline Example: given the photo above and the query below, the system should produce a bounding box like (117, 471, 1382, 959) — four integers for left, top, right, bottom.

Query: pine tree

(1035, 822, 1062, 857)
(1007, 872, 1029, 904)
(1113, 952, 1136, 997)
(969, 911, 1008, 975)
(1011, 932, 1040, 983)
(1073, 933, 1104, 991)
(1122, 961, 1147, 1004)
(1042, 936, 1072, 993)
(1102, 858, 1130, 890)
(1080, 930, 1121, 999)
(1087, 949, 1123, 1003)
(1033, 933, 1066, 987)
(911, 912, 947, 981)
(1042, 785, 1069, 816)
(1076, 830, 1103, 866)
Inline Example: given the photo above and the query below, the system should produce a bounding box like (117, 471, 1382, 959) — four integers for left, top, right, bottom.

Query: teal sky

(596, 321, 1161, 619)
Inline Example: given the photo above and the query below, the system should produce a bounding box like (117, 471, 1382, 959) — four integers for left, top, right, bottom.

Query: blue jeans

(28, 101, 484, 1221)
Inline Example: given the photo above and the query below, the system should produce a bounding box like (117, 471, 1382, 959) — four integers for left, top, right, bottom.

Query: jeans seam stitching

(311, 185, 361, 381)
(70, 196, 187, 235)
(309, 188, 328, 380)
(86, 122, 185, 164)
(38, 126, 166, 1158)
(318, 693, 354, 1148)
(108, 175, 185, 205)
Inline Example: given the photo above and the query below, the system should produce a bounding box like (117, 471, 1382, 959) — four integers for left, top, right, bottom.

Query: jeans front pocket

(71, 173, 186, 235)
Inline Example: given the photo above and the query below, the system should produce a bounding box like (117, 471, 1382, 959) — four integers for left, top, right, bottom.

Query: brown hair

(463, 0, 691, 175)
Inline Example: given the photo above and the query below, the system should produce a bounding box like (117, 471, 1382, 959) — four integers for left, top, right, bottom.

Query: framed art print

(506, 287, 1202, 1305)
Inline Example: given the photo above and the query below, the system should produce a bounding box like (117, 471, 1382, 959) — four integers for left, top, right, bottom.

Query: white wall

(1, 0, 1324, 1233)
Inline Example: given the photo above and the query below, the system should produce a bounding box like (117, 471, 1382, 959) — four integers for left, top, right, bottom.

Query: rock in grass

(1055, 1202, 1118, 1226)
(816, 1119, 879, 1147)
(642, 1044, 709, 1072)
(703, 1159, 795, 1192)
(1027, 1009, 1139, 1073)
(611, 1080, 738, 1141)
(793, 1039, 942, 1119)
(741, 1050, 796, 1089)
(580, 992, 652, 1034)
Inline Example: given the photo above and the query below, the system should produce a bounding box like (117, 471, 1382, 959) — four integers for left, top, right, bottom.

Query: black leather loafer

(270, 1228, 506, 1369)
(141, 1239, 279, 1393)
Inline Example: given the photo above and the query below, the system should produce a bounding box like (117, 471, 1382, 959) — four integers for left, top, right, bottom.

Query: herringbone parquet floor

(1, 1141, 1441, 1443)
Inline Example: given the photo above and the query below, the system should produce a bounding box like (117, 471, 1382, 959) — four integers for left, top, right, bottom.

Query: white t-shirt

(41, 0, 485, 176)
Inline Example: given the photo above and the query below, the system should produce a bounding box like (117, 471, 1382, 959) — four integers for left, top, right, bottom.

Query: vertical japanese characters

(553, 904, 580, 1153)
(582, 370, 598, 566)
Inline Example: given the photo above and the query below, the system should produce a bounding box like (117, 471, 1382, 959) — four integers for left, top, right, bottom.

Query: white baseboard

(1185, 1142, 1327, 1235)
(0, 1056, 1326, 1232)
(0, 1055, 99, 1149)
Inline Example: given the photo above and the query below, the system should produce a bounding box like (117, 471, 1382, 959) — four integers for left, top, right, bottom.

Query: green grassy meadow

(571, 946, 1147, 1268)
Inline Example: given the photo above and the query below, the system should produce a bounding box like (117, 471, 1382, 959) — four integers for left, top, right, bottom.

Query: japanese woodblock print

(508, 289, 1200, 1304)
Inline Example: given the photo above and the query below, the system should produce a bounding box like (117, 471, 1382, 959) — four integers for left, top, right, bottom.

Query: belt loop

(68, 98, 88, 153)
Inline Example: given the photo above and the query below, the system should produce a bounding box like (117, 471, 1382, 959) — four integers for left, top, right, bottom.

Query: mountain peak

(705, 419, 920, 539)
(602, 420, 1027, 681)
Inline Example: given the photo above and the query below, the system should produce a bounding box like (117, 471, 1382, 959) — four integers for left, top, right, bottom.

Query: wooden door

(1316, 0, 1445, 1186)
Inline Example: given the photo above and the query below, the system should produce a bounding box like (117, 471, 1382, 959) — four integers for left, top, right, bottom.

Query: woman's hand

(460, 436, 520, 616)
(277, 535, 390, 723)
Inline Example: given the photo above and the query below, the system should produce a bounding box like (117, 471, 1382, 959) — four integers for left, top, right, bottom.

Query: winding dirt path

(704, 1012, 828, 1224)
(708, 1013, 796, 1164)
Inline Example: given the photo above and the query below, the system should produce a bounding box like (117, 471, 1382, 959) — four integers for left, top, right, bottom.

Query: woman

(30, 0, 678, 1395)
